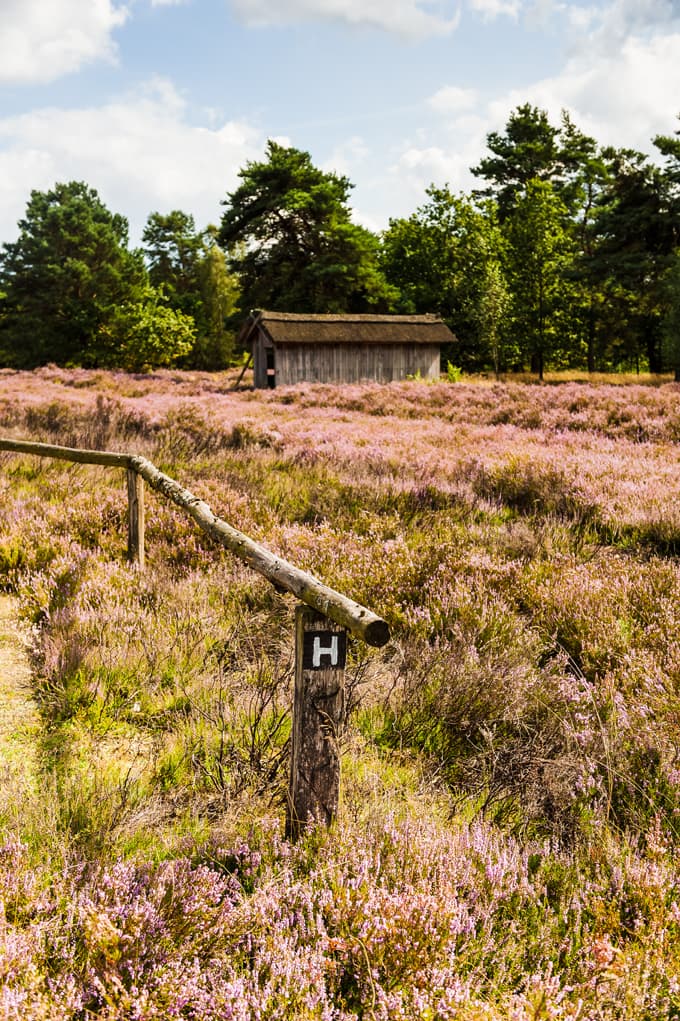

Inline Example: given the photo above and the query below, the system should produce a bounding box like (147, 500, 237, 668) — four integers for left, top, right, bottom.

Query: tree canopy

(218, 141, 398, 314)
(2, 109, 680, 376)
(0, 181, 147, 368)
(141, 213, 239, 368)
(0, 186, 237, 371)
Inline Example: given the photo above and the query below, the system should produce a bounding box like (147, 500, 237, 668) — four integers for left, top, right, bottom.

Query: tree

(661, 250, 680, 380)
(472, 104, 561, 220)
(472, 107, 628, 372)
(142, 210, 205, 321)
(586, 148, 679, 372)
(101, 285, 196, 372)
(477, 256, 511, 379)
(504, 179, 573, 378)
(191, 230, 240, 368)
(380, 187, 509, 370)
(655, 123, 680, 379)
(380, 186, 462, 319)
(558, 115, 612, 371)
(0, 181, 147, 367)
(654, 118, 680, 192)
(218, 141, 398, 314)
(142, 212, 240, 368)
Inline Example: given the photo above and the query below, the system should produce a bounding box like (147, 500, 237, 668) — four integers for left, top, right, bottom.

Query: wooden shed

(237, 310, 455, 388)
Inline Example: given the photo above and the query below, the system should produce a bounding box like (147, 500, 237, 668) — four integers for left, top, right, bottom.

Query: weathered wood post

(286, 605, 348, 840)
(126, 468, 145, 568)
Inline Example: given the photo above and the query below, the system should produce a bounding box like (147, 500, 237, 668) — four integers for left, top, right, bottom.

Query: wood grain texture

(286, 606, 345, 840)
(0, 437, 131, 467)
(126, 468, 145, 568)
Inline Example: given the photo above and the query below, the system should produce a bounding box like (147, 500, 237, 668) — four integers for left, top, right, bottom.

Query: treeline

(1, 103, 680, 375)
(0, 187, 238, 372)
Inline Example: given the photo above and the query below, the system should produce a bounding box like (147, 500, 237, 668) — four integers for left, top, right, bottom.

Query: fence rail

(1, 434, 391, 837)
(0, 437, 389, 647)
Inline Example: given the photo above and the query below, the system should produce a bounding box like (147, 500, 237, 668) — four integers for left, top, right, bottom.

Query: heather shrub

(2, 816, 680, 1019)
(165, 644, 292, 801)
(6, 371, 680, 1016)
(469, 454, 600, 524)
(375, 633, 586, 836)
(0, 536, 25, 587)
(20, 395, 151, 450)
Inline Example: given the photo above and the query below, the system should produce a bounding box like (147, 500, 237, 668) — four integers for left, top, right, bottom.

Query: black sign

(302, 629, 347, 670)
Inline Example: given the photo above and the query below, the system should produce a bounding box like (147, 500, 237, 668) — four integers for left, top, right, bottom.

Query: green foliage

(143, 210, 205, 318)
(142, 214, 239, 368)
(0, 181, 147, 368)
(477, 257, 511, 377)
(504, 179, 574, 378)
(466, 105, 680, 374)
(472, 103, 561, 220)
(3, 111, 680, 376)
(381, 187, 508, 369)
(585, 147, 680, 373)
(219, 140, 398, 314)
(661, 249, 680, 378)
(101, 285, 196, 372)
(380, 185, 464, 320)
(191, 232, 239, 367)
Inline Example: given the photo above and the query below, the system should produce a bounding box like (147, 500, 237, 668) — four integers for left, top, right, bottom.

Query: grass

(1, 368, 680, 1017)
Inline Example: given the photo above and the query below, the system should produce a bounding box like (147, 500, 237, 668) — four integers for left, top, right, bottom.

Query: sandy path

(0, 595, 39, 789)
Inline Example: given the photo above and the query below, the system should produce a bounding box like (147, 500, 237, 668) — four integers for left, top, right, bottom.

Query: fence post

(127, 468, 145, 568)
(286, 605, 347, 840)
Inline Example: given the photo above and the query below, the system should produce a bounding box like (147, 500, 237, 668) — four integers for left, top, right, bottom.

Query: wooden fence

(0, 437, 390, 838)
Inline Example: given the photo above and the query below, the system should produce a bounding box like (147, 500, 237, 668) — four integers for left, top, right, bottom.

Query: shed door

(266, 346, 276, 389)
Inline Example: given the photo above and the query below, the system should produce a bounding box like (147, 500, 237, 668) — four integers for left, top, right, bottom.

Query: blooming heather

(2, 369, 680, 1016)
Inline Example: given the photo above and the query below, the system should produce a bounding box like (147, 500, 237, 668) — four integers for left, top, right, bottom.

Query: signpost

(286, 605, 348, 840)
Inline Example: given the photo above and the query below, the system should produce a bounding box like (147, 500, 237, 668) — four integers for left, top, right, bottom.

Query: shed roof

(238, 310, 455, 347)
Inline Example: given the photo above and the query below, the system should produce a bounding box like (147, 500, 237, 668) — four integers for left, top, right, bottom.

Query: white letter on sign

(313, 635, 339, 668)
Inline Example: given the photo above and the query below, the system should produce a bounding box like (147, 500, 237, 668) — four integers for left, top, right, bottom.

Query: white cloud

(381, 0, 680, 222)
(469, 0, 522, 20)
(0, 0, 128, 84)
(523, 0, 561, 30)
(427, 85, 478, 114)
(388, 142, 480, 207)
(589, 0, 680, 47)
(0, 79, 263, 246)
(228, 0, 461, 38)
(486, 30, 680, 157)
(323, 136, 371, 180)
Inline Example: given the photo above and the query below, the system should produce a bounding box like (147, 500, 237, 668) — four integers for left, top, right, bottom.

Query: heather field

(3, 367, 680, 1019)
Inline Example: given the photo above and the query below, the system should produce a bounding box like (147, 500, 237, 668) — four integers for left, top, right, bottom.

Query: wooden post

(232, 351, 253, 390)
(286, 605, 347, 840)
(127, 468, 145, 568)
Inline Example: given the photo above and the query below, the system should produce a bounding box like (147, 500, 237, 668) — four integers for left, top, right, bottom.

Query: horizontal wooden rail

(0, 437, 131, 468)
(0, 437, 390, 647)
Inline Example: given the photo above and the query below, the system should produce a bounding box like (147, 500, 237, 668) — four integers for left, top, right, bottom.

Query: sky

(1, 0, 679, 248)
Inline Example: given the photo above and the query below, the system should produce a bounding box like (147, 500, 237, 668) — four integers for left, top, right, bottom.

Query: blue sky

(1, 0, 679, 247)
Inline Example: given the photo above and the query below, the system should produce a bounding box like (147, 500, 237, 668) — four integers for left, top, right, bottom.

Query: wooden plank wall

(274, 343, 440, 386)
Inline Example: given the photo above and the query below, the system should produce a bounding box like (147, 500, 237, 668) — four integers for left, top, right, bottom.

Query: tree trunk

(587, 300, 596, 373)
